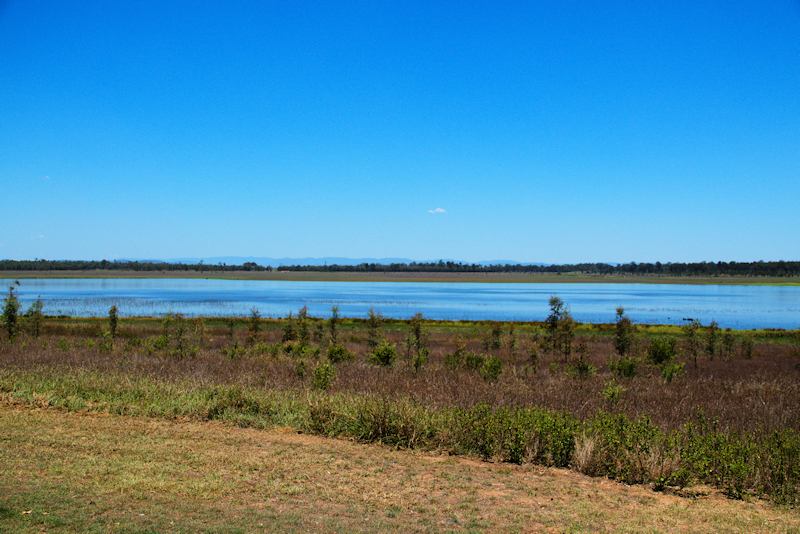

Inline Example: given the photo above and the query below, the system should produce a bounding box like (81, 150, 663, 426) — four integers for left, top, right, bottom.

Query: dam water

(3, 278, 798, 330)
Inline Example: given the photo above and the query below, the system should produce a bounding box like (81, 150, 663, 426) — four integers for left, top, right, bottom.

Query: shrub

(566, 357, 596, 379)
(444, 340, 467, 369)
(600, 381, 626, 406)
(326, 343, 353, 364)
(647, 337, 677, 366)
(412, 347, 428, 374)
(464, 351, 486, 371)
(368, 340, 398, 367)
(312, 361, 336, 391)
(660, 360, 685, 383)
(480, 355, 502, 381)
(608, 356, 639, 378)
(297, 343, 321, 360)
(494, 407, 577, 466)
(202, 385, 262, 420)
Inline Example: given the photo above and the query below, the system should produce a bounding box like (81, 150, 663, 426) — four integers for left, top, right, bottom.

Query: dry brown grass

(2, 403, 798, 533)
(3, 319, 799, 437)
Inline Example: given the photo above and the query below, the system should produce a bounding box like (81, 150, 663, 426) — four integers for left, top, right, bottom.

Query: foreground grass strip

(1, 404, 798, 534)
(2, 366, 799, 505)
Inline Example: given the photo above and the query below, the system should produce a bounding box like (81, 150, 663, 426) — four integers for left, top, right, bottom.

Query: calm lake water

(3, 278, 798, 330)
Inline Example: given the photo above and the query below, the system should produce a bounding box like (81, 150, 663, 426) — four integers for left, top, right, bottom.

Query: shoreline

(0, 269, 798, 285)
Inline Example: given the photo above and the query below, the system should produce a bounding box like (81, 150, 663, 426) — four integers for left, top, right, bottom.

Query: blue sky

(2, 1, 798, 264)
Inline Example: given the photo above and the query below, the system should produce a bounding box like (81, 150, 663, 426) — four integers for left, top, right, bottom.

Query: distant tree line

(0, 259, 271, 272)
(276, 260, 800, 277)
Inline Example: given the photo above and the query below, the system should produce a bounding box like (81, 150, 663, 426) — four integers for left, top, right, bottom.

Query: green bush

(565, 357, 596, 379)
(647, 337, 677, 366)
(608, 356, 639, 378)
(660, 360, 685, 382)
(312, 361, 336, 391)
(326, 343, 353, 364)
(463, 351, 486, 371)
(151, 335, 169, 351)
(457, 405, 577, 466)
(368, 340, 398, 367)
(202, 385, 263, 420)
(444, 340, 467, 369)
(412, 346, 428, 373)
(600, 381, 626, 406)
(480, 355, 503, 381)
(582, 412, 668, 485)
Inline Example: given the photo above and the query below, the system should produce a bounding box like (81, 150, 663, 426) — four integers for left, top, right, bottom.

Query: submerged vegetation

(1, 296, 799, 506)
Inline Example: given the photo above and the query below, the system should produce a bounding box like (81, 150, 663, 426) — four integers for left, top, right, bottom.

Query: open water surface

(3, 278, 798, 330)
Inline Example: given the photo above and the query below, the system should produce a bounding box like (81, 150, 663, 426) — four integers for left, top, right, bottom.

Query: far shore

(1, 269, 797, 285)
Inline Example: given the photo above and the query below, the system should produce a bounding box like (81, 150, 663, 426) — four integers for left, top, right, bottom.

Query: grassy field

(1, 314, 799, 532)
(2, 269, 798, 284)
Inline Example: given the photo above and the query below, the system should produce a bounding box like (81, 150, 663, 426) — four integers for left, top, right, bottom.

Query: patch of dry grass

(1, 404, 798, 533)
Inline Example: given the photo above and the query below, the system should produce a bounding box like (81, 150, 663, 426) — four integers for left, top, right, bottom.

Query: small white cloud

(38, 235, 44, 238)
(428, 208, 446, 214)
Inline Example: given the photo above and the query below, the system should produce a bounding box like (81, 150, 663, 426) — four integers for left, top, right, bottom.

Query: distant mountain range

(137, 257, 547, 268)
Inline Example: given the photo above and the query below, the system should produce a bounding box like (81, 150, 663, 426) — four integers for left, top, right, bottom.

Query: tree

(506, 322, 517, 359)
(683, 319, 702, 368)
(2, 284, 21, 343)
(108, 305, 119, 341)
(26, 297, 45, 338)
(721, 328, 735, 359)
(410, 312, 425, 349)
(248, 307, 261, 337)
(706, 321, 719, 361)
(547, 296, 574, 362)
(329, 306, 340, 344)
(366, 307, 382, 350)
(282, 311, 296, 342)
(614, 307, 635, 357)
